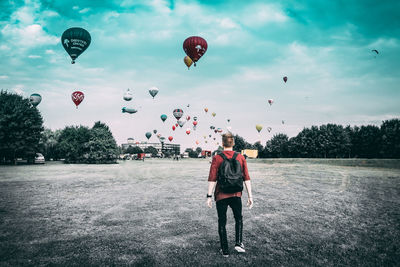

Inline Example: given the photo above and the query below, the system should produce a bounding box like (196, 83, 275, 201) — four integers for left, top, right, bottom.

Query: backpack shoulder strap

(232, 152, 239, 160)
(218, 152, 228, 160)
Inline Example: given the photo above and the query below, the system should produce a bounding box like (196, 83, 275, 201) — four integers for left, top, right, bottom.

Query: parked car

(34, 153, 45, 164)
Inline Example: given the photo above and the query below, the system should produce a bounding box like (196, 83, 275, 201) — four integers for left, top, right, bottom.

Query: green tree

(351, 125, 381, 158)
(233, 134, 252, 152)
(126, 146, 143, 154)
(253, 141, 264, 158)
(144, 146, 159, 157)
(57, 126, 91, 163)
(0, 91, 44, 163)
(265, 134, 289, 158)
(381, 119, 400, 158)
(39, 128, 61, 160)
(86, 121, 119, 163)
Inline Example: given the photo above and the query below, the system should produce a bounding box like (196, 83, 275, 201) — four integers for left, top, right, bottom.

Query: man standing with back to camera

(207, 132, 253, 257)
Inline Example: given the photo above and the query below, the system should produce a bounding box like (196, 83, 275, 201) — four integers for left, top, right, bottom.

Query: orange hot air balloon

(196, 140, 199, 145)
(204, 108, 208, 113)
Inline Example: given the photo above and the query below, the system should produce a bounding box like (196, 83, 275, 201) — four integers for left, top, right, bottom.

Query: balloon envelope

(173, 109, 184, 120)
(172, 125, 176, 131)
(145, 132, 152, 140)
(184, 56, 193, 69)
(153, 129, 157, 134)
(268, 99, 274, 105)
(61, 27, 91, 64)
(122, 107, 138, 114)
(71, 91, 84, 108)
(29, 93, 42, 107)
(183, 36, 208, 66)
(149, 87, 159, 99)
(204, 108, 208, 113)
(177, 120, 185, 127)
(186, 129, 191, 135)
(256, 124, 263, 133)
(283, 76, 288, 83)
(168, 136, 173, 142)
(123, 88, 133, 101)
(160, 114, 167, 122)
(212, 112, 216, 117)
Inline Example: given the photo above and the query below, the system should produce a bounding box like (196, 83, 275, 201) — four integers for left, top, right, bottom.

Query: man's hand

(207, 197, 212, 208)
(247, 197, 253, 209)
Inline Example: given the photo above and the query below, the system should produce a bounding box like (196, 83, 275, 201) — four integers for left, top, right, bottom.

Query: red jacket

(208, 150, 251, 202)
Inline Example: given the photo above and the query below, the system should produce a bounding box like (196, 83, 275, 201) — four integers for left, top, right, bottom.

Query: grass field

(1, 159, 399, 266)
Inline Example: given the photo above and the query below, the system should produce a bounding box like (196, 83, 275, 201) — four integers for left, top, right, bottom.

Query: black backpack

(217, 152, 244, 193)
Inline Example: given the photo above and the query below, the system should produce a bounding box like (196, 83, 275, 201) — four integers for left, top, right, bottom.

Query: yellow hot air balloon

(212, 112, 216, 117)
(256, 124, 263, 133)
(184, 56, 193, 69)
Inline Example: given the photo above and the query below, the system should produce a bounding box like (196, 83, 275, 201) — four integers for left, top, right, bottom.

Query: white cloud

(218, 18, 240, 29)
(0, 45, 10, 51)
(0, 75, 9, 79)
(1, 24, 58, 48)
(241, 3, 288, 27)
(79, 8, 91, 14)
(72, 6, 79, 10)
(28, 55, 41, 58)
(45, 49, 55, 54)
(13, 85, 25, 96)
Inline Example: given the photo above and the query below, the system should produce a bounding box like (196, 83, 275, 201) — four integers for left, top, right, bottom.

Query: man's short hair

(222, 132, 234, 147)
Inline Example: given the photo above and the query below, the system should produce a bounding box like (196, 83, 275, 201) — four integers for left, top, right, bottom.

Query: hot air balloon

(268, 99, 274, 106)
(267, 127, 272, 133)
(184, 56, 193, 69)
(256, 124, 263, 133)
(372, 49, 379, 54)
(173, 109, 184, 120)
(145, 132, 152, 140)
(71, 91, 84, 108)
(283, 76, 288, 83)
(160, 114, 167, 122)
(153, 129, 157, 134)
(204, 108, 208, 113)
(178, 120, 185, 127)
(29, 93, 42, 107)
(212, 112, 216, 117)
(61, 27, 91, 64)
(175, 123, 179, 127)
(203, 135, 206, 139)
(149, 87, 159, 99)
(209, 134, 212, 138)
(186, 115, 191, 121)
(282, 120, 285, 124)
(193, 121, 198, 126)
(183, 36, 208, 67)
(159, 136, 166, 143)
(193, 116, 198, 121)
(172, 125, 176, 131)
(214, 129, 218, 133)
(168, 136, 173, 142)
(123, 88, 133, 101)
(217, 128, 223, 133)
(227, 119, 230, 123)
(186, 129, 191, 135)
(213, 137, 216, 140)
(122, 107, 138, 114)
(196, 140, 199, 145)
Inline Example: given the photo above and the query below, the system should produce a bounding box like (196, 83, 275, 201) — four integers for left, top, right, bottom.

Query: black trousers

(216, 197, 243, 250)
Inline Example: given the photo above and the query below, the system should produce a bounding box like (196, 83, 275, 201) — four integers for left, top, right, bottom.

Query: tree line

(1, 91, 399, 163)
(0, 91, 119, 164)
(232, 120, 400, 159)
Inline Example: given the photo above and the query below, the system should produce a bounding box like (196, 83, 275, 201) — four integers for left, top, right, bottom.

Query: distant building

(121, 141, 180, 155)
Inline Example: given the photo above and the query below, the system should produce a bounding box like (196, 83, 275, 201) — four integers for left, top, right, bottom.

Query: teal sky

(1, 0, 399, 149)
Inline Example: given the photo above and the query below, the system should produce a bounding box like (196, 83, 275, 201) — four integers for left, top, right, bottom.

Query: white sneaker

(234, 243, 245, 253)
(220, 249, 229, 257)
